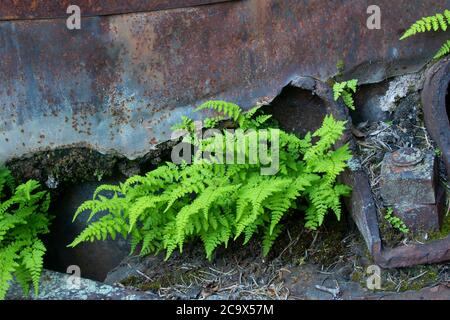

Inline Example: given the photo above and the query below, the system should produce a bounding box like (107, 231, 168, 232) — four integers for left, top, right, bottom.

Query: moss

(5, 147, 119, 185)
(120, 268, 202, 292)
(336, 60, 345, 77)
(378, 207, 406, 248)
(380, 266, 441, 292)
(120, 275, 141, 287)
(4, 141, 176, 187)
(120, 275, 163, 291)
(269, 213, 349, 267)
(137, 280, 163, 291)
(350, 270, 364, 283)
(429, 209, 450, 241)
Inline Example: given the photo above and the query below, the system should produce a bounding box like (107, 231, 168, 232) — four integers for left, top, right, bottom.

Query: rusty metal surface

(380, 150, 437, 206)
(0, 0, 231, 20)
(345, 163, 450, 268)
(363, 285, 450, 300)
(2, 0, 450, 163)
(376, 236, 450, 269)
(344, 164, 450, 268)
(422, 56, 450, 179)
(341, 169, 383, 256)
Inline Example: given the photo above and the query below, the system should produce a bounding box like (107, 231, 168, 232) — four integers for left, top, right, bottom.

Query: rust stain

(0, 0, 233, 20)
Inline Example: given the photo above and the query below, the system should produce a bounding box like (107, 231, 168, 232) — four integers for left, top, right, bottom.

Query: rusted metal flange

(343, 157, 450, 269)
(422, 56, 450, 179)
(334, 85, 450, 268)
(282, 78, 449, 268)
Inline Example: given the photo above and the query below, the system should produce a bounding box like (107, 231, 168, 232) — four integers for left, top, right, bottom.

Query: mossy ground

(110, 212, 371, 299)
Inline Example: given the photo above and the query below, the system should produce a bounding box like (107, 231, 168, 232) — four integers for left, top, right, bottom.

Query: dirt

(104, 215, 358, 299)
(5, 139, 180, 184)
(103, 213, 448, 300)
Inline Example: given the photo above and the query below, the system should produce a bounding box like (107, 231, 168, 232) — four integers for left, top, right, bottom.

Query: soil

(104, 215, 356, 299)
(5, 140, 178, 188)
(103, 214, 448, 300)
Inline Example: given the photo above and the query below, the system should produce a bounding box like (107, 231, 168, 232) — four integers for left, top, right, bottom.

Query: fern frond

(93, 184, 122, 199)
(434, 39, 450, 59)
(200, 219, 232, 260)
(262, 225, 282, 257)
(342, 92, 355, 110)
(400, 10, 450, 61)
(0, 171, 50, 300)
(400, 10, 450, 40)
(0, 245, 19, 300)
(333, 80, 358, 110)
(235, 178, 292, 238)
(0, 167, 14, 197)
(128, 195, 164, 231)
(21, 239, 46, 296)
(68, 215, 127, 247)
(13, 264, 31, 297)
(71, 101, 352, 261)
(171, 116, 195, 132)
(195, 100, 242, 122)
(173, 185, 238, 251)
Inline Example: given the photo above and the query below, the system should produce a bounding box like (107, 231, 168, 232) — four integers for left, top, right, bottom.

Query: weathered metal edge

(0, 0, 234, 21)
(422, 56, 450, 179)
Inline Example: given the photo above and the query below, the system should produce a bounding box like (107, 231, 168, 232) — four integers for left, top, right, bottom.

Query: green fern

(385, 208, 409, 234)
(0, 168, 51, 300)
(333, 80, 358, 110)
(400, 9, 450, 60)
(70, 101, 352, 261)
(434, 39, 450, 59)
(400, 10, 450, 39)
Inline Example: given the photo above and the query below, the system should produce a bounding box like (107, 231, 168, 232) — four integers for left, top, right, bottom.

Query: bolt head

(391, 147, 423, 167)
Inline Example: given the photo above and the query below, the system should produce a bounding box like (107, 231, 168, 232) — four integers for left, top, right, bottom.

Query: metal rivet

(391, 147, 423, 167)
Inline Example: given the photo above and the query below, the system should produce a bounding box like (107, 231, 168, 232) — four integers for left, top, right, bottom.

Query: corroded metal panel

(1, 0, 450, 162)
(0, 0, 231, 20)
(422, 56, 450, 178)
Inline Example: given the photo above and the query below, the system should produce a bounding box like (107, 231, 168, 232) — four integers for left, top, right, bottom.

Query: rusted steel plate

(375, 236, 450, 269)
(422, 56, 450, 179)
(0, 0, 232, 20)
(2, 0, 450, 163)
(341, 169, 383, 257)
(363, 285, 450, 300)
(344, 166, 450, 268)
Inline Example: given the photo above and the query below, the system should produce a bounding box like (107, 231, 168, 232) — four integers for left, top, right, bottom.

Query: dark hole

(44, 175, 130, 282)
(264, 86, 328, 137)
